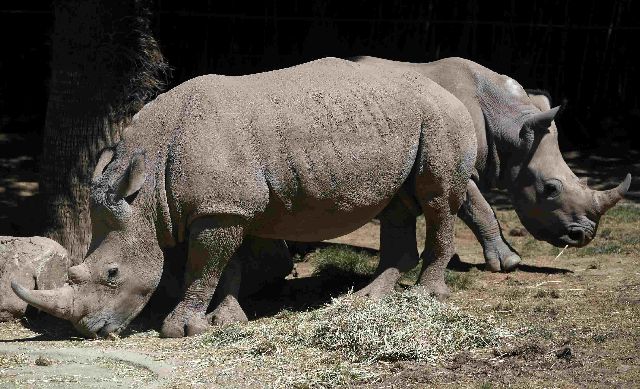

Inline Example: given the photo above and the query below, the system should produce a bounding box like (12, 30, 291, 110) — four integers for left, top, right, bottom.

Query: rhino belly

(250, 196, 393, 242)
(250, 128, 421, 241)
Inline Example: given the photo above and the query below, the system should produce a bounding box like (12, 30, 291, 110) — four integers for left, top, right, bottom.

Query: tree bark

(40, 0, 168, 264)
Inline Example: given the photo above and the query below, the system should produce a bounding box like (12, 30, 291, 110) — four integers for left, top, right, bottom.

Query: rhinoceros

(350, 56, 631, 285)
(12, 57, 477, 337)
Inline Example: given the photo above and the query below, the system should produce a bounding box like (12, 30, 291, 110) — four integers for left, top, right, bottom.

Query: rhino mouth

(74, 314, 127, 338)
(527, 221, 595, 248)
(74, 299, 149, 338)
(555, 223, 596, 248)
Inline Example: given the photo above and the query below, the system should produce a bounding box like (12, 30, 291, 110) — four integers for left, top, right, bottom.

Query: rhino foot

(500, 253, 521, 272)
(354, 268, 401, 300)
(415, 280, 451, 301)
(161, 309, 210, 338)
(483, 239, 521, 272)
(208, 295, 248, 326)
(185, 314, 211, 337)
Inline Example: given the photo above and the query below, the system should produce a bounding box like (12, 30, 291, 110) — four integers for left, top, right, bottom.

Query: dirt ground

(331, 202, 640, 388)
(0, 141, 639, 388)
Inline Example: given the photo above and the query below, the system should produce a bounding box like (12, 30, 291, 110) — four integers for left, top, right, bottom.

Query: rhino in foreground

(350, 56, 630, 291)
(12, 58, 478, 337)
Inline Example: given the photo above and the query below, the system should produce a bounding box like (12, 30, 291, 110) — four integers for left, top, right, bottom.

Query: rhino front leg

(161, 216, 246, 338)
(457, 180, 521, 272)
(355, 195, 419, 299)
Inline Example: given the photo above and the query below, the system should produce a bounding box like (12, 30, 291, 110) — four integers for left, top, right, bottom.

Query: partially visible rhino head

(514, 94, 630, 247)
(479, 75, 631, 247)
(0, 236, 69, 321)
(12, 147, 165, 336)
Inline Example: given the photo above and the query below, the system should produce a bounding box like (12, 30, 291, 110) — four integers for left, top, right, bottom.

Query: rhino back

(354, 56, 531, 188)
(119, 58, 464, 242)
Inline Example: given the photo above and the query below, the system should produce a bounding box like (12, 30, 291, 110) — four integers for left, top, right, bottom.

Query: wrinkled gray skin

(12, 58, 477, 337)
(0, 236, 69, 321)
(352, 56, 631, 276)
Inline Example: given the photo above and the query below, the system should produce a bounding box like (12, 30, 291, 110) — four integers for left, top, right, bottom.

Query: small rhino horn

(595, 173, 632, 214)
(525, 106, 560, 130)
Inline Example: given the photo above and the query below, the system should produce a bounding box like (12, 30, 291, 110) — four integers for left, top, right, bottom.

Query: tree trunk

(40, 0, 168, 265)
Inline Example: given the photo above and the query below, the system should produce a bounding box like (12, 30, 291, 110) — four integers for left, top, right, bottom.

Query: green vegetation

(311, 245, 475, 292)
(578, 243, 623, 256)
(445, 269, 474, 290)
(605, 204, 640, 223)
(311, 246, 377, 280)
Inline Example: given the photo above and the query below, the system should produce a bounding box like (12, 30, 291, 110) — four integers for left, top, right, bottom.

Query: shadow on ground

(0, 307, 80, 342)
(242, 241, 573, 321)
(447, 254, 573, 275)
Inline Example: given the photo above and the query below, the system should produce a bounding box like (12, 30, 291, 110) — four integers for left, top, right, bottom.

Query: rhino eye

(107, 267, 119, 279)
(542, 179, 562, 199)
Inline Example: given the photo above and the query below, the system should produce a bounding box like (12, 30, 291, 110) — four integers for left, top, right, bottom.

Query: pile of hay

(203, 288, 511, 387)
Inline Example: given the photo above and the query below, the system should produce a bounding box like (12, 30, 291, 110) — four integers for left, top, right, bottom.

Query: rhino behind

(353, 56, 631, 270)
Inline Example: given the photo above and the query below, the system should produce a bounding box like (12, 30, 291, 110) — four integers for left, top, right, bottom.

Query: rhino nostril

(568, 229, 585, 244)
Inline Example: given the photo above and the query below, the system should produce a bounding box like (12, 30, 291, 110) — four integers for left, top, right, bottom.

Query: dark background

(1, 0, 639, 156)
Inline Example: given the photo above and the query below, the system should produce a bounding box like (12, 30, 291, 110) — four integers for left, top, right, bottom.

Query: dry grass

(203, 289, 511, 387)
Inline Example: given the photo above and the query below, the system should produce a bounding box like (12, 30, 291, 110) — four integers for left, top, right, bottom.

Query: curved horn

(595, 173, 632, 214)
(11, 282, 74, 320)
(525, 106, 560, 130)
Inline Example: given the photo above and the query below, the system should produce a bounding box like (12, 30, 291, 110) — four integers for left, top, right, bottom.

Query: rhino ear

(114, 152, 146, 202)
(92, 148, 115, 182)
(527, 93, 552, 112)
(524, 106, 560, 132)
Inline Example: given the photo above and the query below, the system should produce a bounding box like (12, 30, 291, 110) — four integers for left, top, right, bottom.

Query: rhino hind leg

(417, 207, 455, 300)
(457, 180, 521, 272)
(161, 216, 246, 338)
(355, 195, 419, 300)
(208, 236, 292, 320)
(206, 255, 247, 328)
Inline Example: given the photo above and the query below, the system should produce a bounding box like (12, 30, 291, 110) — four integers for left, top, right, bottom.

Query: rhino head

(12, 147, 165, 337)
(478, 75, 631, 248)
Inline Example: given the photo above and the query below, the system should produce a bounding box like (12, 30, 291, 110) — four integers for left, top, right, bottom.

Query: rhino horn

(594, 173, 632, 214)
(525, 106, 560, 130)
(11, 281, 74, 320)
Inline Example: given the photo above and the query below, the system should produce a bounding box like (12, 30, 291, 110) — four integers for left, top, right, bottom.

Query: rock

(555, 346, 573, 360)
(0, 236, 69, 321)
